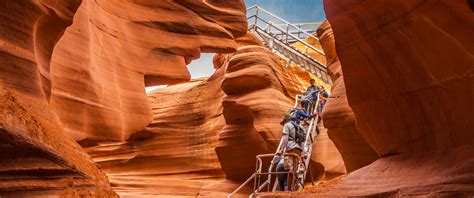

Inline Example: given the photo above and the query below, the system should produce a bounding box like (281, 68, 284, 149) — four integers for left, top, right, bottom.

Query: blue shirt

(295, 108, 312, 125)
(322, 91, 329, 98)
(306, 85, 319, 100)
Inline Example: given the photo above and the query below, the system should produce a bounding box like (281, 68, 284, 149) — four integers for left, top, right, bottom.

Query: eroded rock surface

(81, 31, 344, 196)
(0, 1, 116, 197)
(216, 33, 345, 181)
(301, 0, 474, 196)
(317, 20, 378, 172)
(0, 0, 249, 196)
(85, 68, 229, 197)
(325, 0, 473, 157)
(50, 0, 248, 141)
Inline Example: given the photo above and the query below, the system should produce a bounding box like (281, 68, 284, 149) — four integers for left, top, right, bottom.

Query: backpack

(284, 108, 298, 122)
(290, 121, 306, 143)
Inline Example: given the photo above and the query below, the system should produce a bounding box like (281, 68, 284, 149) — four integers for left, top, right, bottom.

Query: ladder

(228, 94, 321, 197)
(246, 5, 331, 84)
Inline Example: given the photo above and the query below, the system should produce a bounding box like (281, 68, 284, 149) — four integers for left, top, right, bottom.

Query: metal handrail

(246, 5, 320, 42)
(227, 173, 256, 198)
(246, 5, 332, 84)
(274, 22, 322, 28)
(247, 15, 325, 56)
(300, 95, 320, 186)
(254, 26, 327, 72)
(229, 91, 323, 196)
(250, 15, 325, 55)
(252, 153, 302, 196)
(228, 152, 301, 197)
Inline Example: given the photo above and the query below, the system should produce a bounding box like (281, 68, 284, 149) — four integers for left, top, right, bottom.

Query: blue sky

(158, 0, 326, 92)
(245, 0, 326, 23)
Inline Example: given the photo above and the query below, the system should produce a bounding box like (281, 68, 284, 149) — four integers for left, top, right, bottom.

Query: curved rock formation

(0, 90, 116, 197)
(85, 67, 229, 197)
(1, 0, 250, 196)
(317, 20, 378, 172)
(0, 1, 116, 197)
(325, 0, 473, 157)
(301, 0, 474, 196)
(216, 33, 345, 181)
(49, 0, 248, 141)
(78, 31, 345, 196)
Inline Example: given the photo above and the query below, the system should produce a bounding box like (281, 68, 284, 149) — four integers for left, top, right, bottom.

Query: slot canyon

(0, 0, 472, 197)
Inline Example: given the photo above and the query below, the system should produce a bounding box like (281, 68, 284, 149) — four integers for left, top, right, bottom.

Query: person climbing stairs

(228, 93, 322, 197)
(227, 5, 330, 197)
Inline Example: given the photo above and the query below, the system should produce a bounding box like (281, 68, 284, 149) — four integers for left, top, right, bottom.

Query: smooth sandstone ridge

(85, 69, 229, 197)
(216, 32, 345, 182)
(82, 32, 342, 196)
(3, 0, 471, 197)
(50, 0, 248, 141)
(299, 0, 474, 196)
(0, 0, 250, 196)
(0, 1, 116, 197)
(317, 20, 378, 172)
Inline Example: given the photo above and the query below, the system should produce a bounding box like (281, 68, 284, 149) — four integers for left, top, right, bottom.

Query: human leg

(285, 149, 301, 191)
(276, 164, 287, 191)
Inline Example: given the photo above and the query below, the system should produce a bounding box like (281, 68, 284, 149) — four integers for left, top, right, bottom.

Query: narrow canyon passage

(0, 0, 472, 197)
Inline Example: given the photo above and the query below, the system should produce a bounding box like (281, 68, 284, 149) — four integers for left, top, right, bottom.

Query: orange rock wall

(80, 32, 346, 196)
(0, 0, 249, 196)
(49, 0, 248, 141)
(0, 0, 355, 196)
(84, 67, 230, 197)
(216, 33, 345, 181)
(325, 0, 474, 156)
(317, 20, 378, 172)
(305, 0, 474, 196)
(0, 1, 116, 196)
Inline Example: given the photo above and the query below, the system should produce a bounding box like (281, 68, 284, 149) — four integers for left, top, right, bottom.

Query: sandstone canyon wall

(216, 32, 345, 182)
(326, 0, 473, 158)
(85, 68, 229, 197)
(49, 0, 248, 142)
(82, 31, 345, 196)
(0, 1, 116, 197)
(300, 0, 474, 196)
(7, 0, 470, 196)
(0, 0, 252, 196)
(317, 20, 378, 172)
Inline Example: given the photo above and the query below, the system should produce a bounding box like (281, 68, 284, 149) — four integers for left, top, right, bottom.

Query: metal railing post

(253, 157, 258, 192)
(245, 5, 333, 84)
(254, 6, 259, 26)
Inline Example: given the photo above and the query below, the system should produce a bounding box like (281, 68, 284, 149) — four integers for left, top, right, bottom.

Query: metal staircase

(246, 5, 331, 84)
(228, 94, 321, 197)
(227, 6, 330, 197)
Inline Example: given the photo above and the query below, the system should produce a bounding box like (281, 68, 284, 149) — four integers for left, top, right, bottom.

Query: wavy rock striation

(216, 33, 345, 181)
(317, 20, 378, 172)
(0, 1, 116, 197)
(85, 67, 230, 197)
(301, 0, 474, 196)
(49, 0, 248, 141)
(82, 31, 345, 196)
(325, 0, 474, 157)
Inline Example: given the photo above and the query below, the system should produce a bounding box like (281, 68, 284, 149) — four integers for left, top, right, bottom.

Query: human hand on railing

(272, 154, 282, 164)
(304, 119, 310, 125)
(276, 150, 283, 155)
